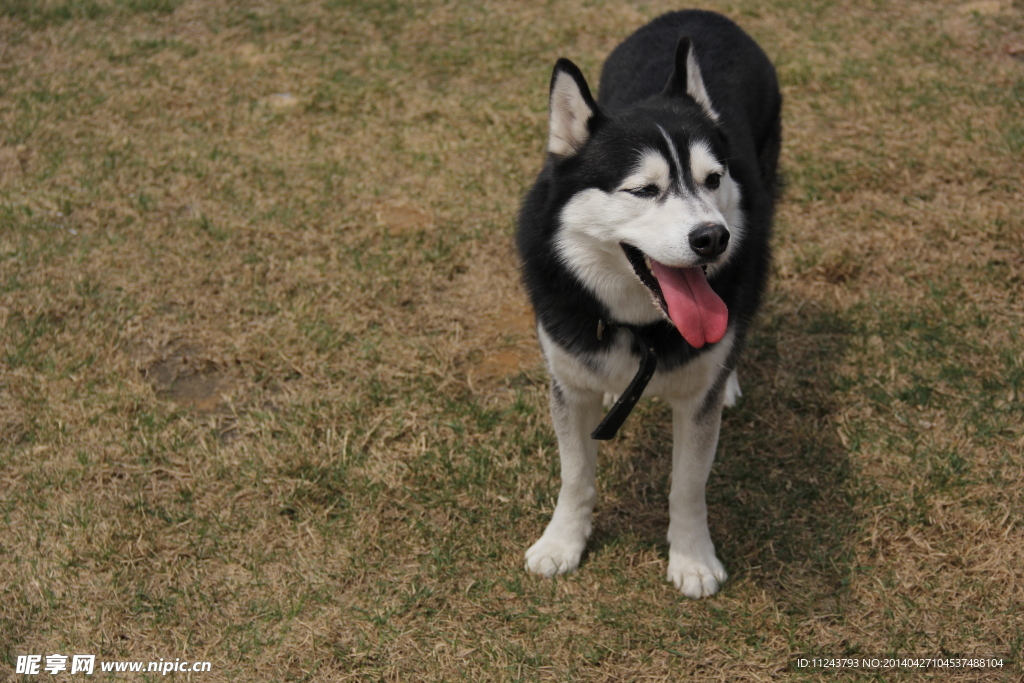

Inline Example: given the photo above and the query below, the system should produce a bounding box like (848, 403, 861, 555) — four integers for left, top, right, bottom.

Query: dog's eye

(705, 173, 722, 190)
(627, 184, 660, 198)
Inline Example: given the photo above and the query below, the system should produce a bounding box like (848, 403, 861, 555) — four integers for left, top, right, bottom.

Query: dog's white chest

(539, 324, 734, 403)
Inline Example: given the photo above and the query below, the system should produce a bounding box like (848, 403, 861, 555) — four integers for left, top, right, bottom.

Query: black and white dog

(517, 10, 781, 597)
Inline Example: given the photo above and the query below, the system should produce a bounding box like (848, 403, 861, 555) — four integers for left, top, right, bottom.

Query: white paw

(602, 392, 620, 409)
(723, 369, 742, 408)
(667, 549, 727, 598)
(525, 532, 586, 578)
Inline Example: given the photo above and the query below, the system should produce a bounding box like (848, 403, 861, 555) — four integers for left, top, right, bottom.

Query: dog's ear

(663, 36, 720, 123)
(548, 59, 599, 158)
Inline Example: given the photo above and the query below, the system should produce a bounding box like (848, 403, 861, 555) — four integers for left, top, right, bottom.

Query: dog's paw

(667, 550, 727, 599)
(602, 392, 620, 409)
(723, 369, 742, 408)
(525, 533, 586, 578)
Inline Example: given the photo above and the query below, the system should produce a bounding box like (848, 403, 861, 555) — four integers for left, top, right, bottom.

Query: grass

(1, 0, 1023, 680)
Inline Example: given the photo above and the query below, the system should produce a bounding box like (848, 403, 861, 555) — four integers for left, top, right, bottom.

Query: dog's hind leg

(666, 391, 728, 598)
(525, 379, 603, 577)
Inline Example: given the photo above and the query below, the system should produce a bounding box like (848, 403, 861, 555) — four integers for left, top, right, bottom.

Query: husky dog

(517, 10, 781, 598)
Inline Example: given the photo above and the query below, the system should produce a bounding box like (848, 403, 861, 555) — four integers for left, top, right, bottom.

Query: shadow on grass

(590, 294, 857, 612)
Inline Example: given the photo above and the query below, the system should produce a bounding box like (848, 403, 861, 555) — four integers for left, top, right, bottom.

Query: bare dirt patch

(375, 200, 435, 235)
(0, 145, 30, 184)
(145, 349, 237, 413)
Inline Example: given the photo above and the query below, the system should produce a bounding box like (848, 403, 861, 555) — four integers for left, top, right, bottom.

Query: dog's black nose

(688, 223, 729, 259)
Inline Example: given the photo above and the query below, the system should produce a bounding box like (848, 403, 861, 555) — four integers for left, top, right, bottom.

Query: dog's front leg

(666, 396, 728, 598)
(525, 379, 603, 577)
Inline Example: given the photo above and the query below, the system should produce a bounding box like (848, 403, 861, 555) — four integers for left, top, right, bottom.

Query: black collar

(590, 321, 658, 440)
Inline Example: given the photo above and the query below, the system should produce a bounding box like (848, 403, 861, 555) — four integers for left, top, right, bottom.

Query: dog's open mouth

(621, 243, 728, 348)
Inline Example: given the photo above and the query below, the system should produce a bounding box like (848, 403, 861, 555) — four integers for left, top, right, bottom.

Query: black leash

(590, 324, 658, 441)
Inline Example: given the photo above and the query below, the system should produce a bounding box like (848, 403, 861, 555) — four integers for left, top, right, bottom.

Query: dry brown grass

(2, 0, 1023, 680)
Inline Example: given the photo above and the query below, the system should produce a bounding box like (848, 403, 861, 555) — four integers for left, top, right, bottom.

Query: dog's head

(546, 38, 742, 348)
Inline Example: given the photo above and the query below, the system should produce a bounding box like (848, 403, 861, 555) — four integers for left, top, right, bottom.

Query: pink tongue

(648, 260, 728, 348)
